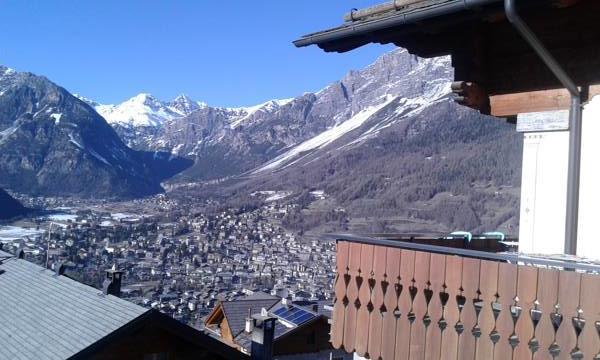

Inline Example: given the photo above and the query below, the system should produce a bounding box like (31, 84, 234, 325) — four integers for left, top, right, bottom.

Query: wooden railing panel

(381, 248, 402, 360)
(439, 255, 463, 360)
(532, 268, 559, 360)
(395, 250, 415, 360)
(514, 266, 539, 359)
(555, 271, 581, 360)
(457, 258, 481, 360)
(331, 241, 350, 349)
(424, 253, 446, 360)
(475, 260, 499, 360)
(367, 245, 388, 359)
(355, 244, 375, 357)
(579, 273, 600, 359)
(494, 262, 518, 360)
(409, 251, 431, 360)
(331, 241, 600, 360)
(343, 242, 362, 353)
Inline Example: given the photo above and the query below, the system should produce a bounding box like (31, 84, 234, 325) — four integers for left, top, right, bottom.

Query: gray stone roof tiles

(0, 250, 148, 359)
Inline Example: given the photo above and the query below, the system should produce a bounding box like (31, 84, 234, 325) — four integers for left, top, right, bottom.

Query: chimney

(102, 265, 123, 297)
(16, 248, 25, 259)
(245, 308, 254, 333)
(250, 311, 276, 360)
(245, 317, 255, 334)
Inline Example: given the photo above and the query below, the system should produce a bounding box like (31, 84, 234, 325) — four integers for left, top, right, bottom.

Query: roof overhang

(295, 0, 600, 116)
(294, 0, 505, 53)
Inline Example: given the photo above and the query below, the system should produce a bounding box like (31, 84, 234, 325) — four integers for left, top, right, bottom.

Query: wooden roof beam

(490, 84, 600, 117)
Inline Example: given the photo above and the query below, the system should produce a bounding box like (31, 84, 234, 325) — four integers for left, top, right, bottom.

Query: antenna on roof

(45, 222, 56, 269)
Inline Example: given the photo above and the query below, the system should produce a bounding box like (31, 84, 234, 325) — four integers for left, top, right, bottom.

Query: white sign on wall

(517, 110, 569, 132)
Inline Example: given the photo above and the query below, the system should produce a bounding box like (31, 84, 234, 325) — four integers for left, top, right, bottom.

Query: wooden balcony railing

(331, 236, 600, 360)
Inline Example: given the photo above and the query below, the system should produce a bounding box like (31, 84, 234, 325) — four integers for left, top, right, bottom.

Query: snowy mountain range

(0, 65, 190, 198)
(93, 49, 456, 180)
(80, 92, 294, 130)
(76, 93, 201, 127)
(0, 49, 522, 233)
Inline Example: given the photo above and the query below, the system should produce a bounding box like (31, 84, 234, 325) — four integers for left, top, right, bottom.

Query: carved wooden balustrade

(331, 237, 600, 360)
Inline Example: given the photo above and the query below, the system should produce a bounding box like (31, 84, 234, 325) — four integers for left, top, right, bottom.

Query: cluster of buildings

(0, 195, 348, 359)
(1, 198, 336, 329)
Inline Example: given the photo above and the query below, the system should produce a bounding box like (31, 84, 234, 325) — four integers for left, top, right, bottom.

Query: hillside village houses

(0, 197, 336, 329)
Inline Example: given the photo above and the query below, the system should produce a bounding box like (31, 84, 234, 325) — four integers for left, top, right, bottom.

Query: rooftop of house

(0, 250, 248, 360)
(0, 249, 147, 359)
(232, 301, 326, 352)
(205, 293, 331, 352)
(220, 293, 281, 337)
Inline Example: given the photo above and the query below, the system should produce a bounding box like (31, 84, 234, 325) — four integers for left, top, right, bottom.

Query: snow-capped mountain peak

(0, 65, 16, 77)
(90, 93, 184, 128)
(73, 94, 100, 107)
(228, 98, 294, 128)
(168, 94, 207, 116)
(79, 93, 210, 128)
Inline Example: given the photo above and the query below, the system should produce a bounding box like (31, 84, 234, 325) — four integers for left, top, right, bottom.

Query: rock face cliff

(0, 65, 190, 199)
(96, 49, 457, 182)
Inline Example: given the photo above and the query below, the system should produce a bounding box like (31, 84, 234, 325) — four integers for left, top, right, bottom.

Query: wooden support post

(452, 81, 491, 115)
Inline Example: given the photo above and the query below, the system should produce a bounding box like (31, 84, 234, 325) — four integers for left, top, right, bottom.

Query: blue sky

(0, 0, 394, 107)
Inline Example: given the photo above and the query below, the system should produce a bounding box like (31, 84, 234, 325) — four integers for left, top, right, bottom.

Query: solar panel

(273, 307, 287, 316)
(292, 312, 313, 324)
(273, 306, 316, 325)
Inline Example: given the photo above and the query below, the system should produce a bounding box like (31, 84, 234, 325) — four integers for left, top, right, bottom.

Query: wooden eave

(205, 302, 225, 327)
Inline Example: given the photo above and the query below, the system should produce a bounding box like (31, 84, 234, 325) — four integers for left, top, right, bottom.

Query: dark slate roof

(0, 250, 148, 360)
(234, 302, 326, 351)
(221, 293, 280, 337)
(235, 322, 293, 351)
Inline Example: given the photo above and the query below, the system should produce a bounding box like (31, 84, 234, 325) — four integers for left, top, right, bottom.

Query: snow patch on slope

(68, 133, 84, 150)
(50, 113, 62, 124)
(0, 125, 18, 144)
(256, 96, 396, 173)
(88, 148, 111, 166)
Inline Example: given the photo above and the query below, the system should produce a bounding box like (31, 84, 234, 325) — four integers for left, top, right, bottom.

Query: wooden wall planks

(424, 253, 445, 360)
(408, 251, 431, 360)
(457, 258, 481, 360)
(532, 268, 559, 360)
(439, 255, 463, 360)
(381, 248, 402, 360)
(331, 241, 349, 349)
(355, 244, 375, 357)
(475, 260, 499, 360)
(342, 242, 362, 353)
(395, 250, 415, 360)
(367, 245, 388, 359)
(332, 241, 600, 360)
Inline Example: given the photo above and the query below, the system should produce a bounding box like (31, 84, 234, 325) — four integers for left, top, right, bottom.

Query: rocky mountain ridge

(1, 49, 522, 234)
(0, 65, 190, 198)
(93, 49, 455, 182)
